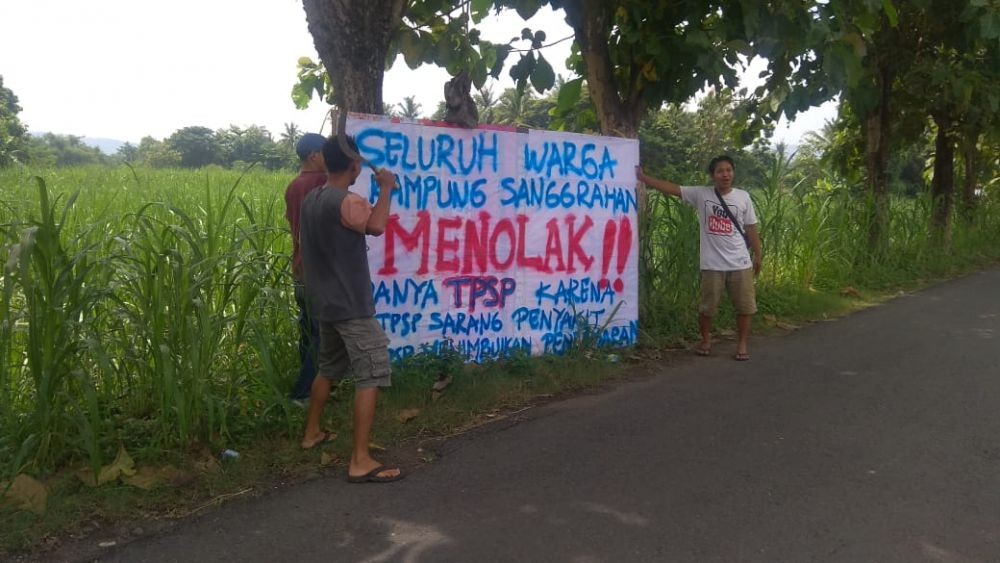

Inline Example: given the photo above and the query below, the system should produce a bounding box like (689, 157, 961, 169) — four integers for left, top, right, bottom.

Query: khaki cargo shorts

(317, 317, 392, 389)
(699, 268, 757, 317)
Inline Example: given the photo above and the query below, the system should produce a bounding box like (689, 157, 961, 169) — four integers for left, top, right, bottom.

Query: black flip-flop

(347, 465, 404, 484)
(734, 352, 751, 361)
(694, 347, 711, 356)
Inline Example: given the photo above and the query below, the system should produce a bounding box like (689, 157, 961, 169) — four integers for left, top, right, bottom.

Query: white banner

(346, 114, 640, 362)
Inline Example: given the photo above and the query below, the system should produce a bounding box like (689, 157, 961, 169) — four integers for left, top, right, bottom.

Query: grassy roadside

(4, 259, 995, 558)
(0, 347, 629, 556)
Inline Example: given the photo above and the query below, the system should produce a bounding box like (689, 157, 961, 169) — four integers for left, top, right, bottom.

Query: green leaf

(855, 12, 878, 35)
(435, 35, 454, 67)
(840, 32, 867, 57)
(400, 31, 424, 70)
(509, 52, 535, 82)
(533, 30, 547, 48)
(515, 0, 541, 20)
(726, 39, 751, 55)
(740, 0, 761, 36)
(881, 0, 898, 28)
(953, 78, 973, 109)
(981, 13, 999, 39)
(556, 78, 583, 113)
(471, 0, 492, 22)
(847, 84, 879, 118)
(291, 82, 313, 110)
(480, 42, 498, 69)
(530, 55, 556, 92)
(490, 45, 511, 78)
(472, 59, 488, 89)
(767, 85, 789, 114)
(826, 42, 864, 89)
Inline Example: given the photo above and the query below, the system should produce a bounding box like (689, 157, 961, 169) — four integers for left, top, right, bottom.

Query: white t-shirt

(680, 186, 758, 271)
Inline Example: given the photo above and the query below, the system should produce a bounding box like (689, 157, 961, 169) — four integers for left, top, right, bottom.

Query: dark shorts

(317, 317, 392, 389)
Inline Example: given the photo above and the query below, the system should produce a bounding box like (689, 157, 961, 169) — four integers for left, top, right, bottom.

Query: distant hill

(82, 137, 127, 155)
(30, 131, 128, 155)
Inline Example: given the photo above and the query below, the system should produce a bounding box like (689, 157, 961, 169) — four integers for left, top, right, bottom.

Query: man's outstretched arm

(636, 166, 682, 198)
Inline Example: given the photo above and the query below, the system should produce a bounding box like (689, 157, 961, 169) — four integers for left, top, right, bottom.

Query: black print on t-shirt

(706, 201, 734, 236)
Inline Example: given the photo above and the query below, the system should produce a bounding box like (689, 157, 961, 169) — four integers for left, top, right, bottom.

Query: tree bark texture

(561, 0, 641, 138)
(960, 132, 980, 218)
(302, 0, 407, 114)
(931, 113, 956, 240)
(864, 59, 892, 251)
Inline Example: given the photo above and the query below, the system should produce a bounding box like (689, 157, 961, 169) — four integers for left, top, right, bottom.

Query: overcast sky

(1, 0, 834, 145)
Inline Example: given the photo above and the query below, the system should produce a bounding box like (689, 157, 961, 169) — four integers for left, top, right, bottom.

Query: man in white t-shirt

(637, 156, 763, 361)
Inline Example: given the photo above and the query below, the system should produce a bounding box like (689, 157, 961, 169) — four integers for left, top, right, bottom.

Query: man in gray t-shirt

(299, 134, 403, 483)
(637, 156, 763, 361)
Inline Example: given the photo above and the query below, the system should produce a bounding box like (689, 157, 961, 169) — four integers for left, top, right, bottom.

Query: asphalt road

(96, 269, 1000, 562)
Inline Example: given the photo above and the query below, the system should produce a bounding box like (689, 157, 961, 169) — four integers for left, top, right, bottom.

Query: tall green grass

(0, 166, 298, 477)
(1, 164, 999, 479)
(640, 161, 1000, 343)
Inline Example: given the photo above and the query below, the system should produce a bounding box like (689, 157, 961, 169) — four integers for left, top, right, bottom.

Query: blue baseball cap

(295, 133, 327, 161)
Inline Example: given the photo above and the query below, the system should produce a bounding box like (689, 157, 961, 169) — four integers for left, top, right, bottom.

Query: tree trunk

(930, 113, 956, 242)
(959, 131, 980, 219)
(561, 0, 641, 138)
(302, 0, 407, 114)
(561, 0, 649, 311)
(864, 61, 892, 252)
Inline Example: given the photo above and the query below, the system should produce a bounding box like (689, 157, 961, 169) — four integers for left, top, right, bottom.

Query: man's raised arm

(365, 168, 398, 236)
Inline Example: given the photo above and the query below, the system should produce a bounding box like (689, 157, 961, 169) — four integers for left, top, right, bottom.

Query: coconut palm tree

(397, 96, 423, 119)
(474, 86, 498, 124)
(280, 123, 301, 149)
(496, 87, 535, 126)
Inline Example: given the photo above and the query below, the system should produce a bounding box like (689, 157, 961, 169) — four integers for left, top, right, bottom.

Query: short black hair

(707, 155, 735, 174)
(322, 135, 360, 173)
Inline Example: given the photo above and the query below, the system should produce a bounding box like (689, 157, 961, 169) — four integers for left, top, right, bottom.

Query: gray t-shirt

(299, 186, 375, 322)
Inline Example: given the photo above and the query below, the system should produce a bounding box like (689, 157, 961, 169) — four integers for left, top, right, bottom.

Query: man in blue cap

(285, 133, 328, 403)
